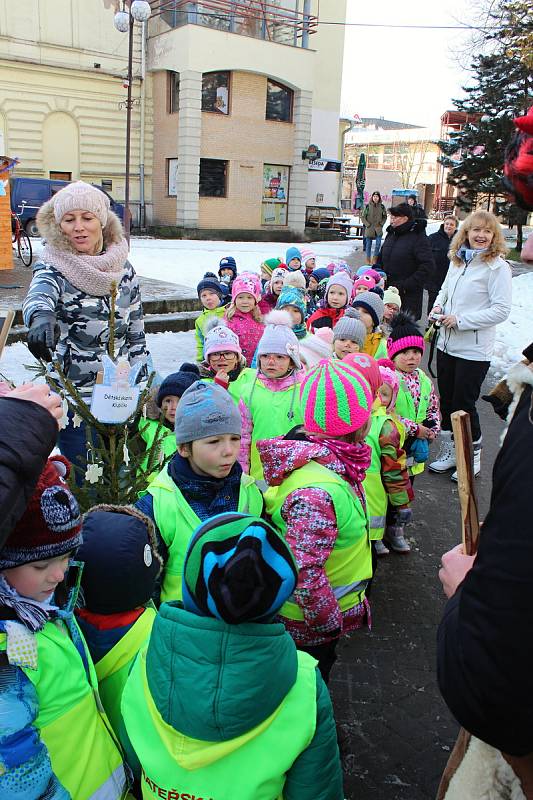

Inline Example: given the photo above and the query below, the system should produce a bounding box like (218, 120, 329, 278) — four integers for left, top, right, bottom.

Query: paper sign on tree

(90, 355, 143, 423)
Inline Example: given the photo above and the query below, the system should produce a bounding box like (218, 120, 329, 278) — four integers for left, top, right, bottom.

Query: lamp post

(114, 0, 151, 242)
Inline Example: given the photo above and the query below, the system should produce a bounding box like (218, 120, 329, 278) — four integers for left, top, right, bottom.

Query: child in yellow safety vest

(0, 457, 129, 800)
(385, 313, 441, 549)
(136, 363, 200, 483)
(121, 513, 344, 800)
(331, 307, 367, 360)
(352, 290, 388, 360)
(257, 358, 374, 684)
(363, 365, 414, 557)
(231, 310, 305, 483)
(75, 505, 163, 738)
(135, 380, 264, 604)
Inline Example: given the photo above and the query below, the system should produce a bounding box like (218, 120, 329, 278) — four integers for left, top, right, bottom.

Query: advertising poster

(262, 164, 289, 226)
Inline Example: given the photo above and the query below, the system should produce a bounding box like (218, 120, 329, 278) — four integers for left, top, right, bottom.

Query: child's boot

(383, 509, 411, 554)
(429, 431, 456, 473)
(451, 438, 482, 482)
(373, 539, 390, 556)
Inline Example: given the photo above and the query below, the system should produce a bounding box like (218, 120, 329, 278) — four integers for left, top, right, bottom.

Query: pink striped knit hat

(231, 272, 262, 302)
(300, 358, 372, 436)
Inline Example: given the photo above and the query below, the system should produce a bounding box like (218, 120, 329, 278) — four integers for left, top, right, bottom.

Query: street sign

(302, 143, 322, 160)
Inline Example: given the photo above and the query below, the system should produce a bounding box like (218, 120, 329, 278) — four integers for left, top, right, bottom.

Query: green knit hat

(261, 257, 283, 277)
(182, 513, 298, 624)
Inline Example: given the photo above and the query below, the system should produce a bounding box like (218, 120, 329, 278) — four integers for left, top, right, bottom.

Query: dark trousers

(298, 639, 338, 685)
(436, 349, 490, 442)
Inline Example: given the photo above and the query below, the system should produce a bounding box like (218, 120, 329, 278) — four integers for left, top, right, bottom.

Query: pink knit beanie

(378, 366, 400, 410)
(353, 276, 376, 294)
(52, 181, 109, 226)
(231, 272, 262, 302)
(343, 353, 382, 399)
(300, 358, 372, 436)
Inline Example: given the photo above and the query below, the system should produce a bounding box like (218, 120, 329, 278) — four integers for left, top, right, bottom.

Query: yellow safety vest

(264, 460, 371, 620)
(0, 618, 127, 800)
(147, 466, 264, 603)
(121, 645, 318, 800)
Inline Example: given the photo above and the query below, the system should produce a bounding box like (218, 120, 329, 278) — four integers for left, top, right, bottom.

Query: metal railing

(150, 0, 317, 47)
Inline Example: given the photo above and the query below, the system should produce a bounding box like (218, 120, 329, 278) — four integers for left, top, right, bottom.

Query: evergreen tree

(438, 1, 532, 211)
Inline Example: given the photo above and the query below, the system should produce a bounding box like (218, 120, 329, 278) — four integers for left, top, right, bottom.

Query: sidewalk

(332, 371, 505, 799)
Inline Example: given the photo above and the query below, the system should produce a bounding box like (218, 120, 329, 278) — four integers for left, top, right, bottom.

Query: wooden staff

(451, 410, 480, 555)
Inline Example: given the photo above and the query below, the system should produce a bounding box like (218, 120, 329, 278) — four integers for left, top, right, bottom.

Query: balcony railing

(150, 0, 317, 48)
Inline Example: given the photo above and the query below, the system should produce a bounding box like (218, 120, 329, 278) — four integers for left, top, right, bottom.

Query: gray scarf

(41, 237, 129, 296)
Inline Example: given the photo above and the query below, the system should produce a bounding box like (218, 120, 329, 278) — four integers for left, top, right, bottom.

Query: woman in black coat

(426, 216, 458, 313)
(375, 202, 436, 320)
(437, 356, 533, 757)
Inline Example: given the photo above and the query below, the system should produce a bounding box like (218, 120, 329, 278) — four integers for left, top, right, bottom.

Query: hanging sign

(90, 355, 142, 423)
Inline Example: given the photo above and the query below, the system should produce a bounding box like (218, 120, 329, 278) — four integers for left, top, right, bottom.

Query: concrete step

(8, 309, 200, 344)
(9, 292, 201, 327)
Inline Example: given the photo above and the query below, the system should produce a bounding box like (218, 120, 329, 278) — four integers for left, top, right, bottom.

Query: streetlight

(114, 0, 151, 241)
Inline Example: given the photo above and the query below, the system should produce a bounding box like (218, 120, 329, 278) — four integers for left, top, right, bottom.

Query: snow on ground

(491, 272, 533, 378)
(0, 331, 198, 387)
(129, 237, 358, 288)
(6, 236, 532, 385)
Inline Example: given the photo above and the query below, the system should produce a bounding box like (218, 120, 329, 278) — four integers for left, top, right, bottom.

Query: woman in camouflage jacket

(22, 181, 149, 466)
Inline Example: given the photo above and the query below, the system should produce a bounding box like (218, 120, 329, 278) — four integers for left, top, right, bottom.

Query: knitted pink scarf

(41, 238, 129, 297)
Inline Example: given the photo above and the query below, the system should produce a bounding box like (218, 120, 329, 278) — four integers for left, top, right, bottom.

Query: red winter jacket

(307, 306, 345, 331)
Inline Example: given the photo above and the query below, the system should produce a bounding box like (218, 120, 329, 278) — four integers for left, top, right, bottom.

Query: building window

(261, 164, 289, 225)
(167, 158, 178, 196)
(199, 159, 227, 197)
(168, 71, 180, 113)
(201, 72, 230, 114)
(49, 171, 71, 180)
(266, 80, 293, 122)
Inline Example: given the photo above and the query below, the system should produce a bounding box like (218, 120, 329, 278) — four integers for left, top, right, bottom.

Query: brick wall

(152, 70, 295, 229)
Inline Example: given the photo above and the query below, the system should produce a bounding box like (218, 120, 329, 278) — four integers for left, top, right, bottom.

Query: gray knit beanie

(333, 308, 367, 347)
(352, 290, 385, 329)
(174, 380, 242, 444)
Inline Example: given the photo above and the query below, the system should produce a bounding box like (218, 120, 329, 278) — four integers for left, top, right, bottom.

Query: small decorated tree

(29, 284, 172, 510)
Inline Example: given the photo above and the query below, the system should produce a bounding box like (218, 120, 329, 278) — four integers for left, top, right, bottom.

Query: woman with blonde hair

(428, 210, 512, 479)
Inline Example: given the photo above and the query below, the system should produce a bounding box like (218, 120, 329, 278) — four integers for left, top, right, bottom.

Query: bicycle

(11, 211, 33, 267)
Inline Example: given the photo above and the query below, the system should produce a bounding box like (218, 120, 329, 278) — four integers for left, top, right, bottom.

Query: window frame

(199, 158, 228, 198)
(265, 79, 294, 124)
(201, 71, 231, 115)
(166, 158, 178, 197)
(167, 71, 180, 114)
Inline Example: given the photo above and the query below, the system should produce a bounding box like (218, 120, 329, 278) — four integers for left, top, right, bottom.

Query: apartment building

(343, 117, 440, 213)
(1, 0, 347, 234)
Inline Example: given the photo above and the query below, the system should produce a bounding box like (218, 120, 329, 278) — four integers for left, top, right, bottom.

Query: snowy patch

(0, 330, 197, 386)
(492, 272, 533, 378)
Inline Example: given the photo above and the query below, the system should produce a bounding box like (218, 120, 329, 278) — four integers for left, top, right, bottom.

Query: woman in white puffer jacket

(428, 210, 512, 479)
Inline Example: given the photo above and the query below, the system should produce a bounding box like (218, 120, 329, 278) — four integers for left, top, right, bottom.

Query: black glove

(27, 312, 60, 362)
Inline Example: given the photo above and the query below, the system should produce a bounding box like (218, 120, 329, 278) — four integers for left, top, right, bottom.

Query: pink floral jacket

(258, 436, 370, 646)
(225, 309, 264, 366)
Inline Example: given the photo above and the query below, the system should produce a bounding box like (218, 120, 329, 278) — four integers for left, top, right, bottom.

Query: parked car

(9, 177, 125, 236)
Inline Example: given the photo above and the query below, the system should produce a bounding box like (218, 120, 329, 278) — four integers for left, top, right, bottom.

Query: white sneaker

(373, 539, 390, 556)
(429, 431, 456, 473)
(451, 440, 481, 482)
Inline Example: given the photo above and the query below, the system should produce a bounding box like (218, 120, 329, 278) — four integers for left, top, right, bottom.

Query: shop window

(168, 71, 180, 113)
(201, 72, 230, 114)
(167, 158, 178, 196)
(266, 80, 293, 123)
(199, 159, 227, 197)
(261, 164, 289, 225)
